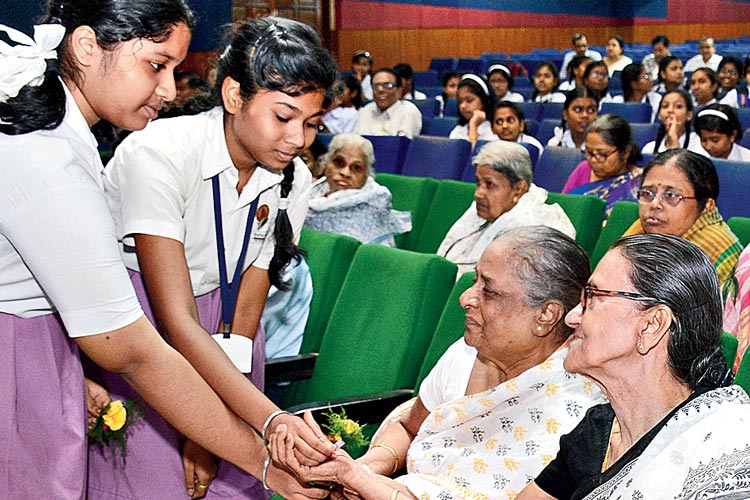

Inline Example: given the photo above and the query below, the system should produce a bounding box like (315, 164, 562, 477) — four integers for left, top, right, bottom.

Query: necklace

(601, 417, 621, 472)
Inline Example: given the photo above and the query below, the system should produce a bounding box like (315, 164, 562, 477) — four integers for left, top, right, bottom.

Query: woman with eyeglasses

(622, 149, 741, 285)
(642, 89, 703, 154)
(562, 114, 642, 218)
(611, 62, 661, 122)
(717, 56, 749, 108)
(516, 232, 750, 500)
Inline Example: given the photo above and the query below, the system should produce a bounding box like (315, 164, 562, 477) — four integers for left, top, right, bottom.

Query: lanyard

(212, 175, 260, 338)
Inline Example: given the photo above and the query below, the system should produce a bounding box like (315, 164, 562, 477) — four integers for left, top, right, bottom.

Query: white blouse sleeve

(419, 338, 477, 411)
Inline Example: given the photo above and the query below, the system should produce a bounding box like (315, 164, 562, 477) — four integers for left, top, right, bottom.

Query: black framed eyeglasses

(584, 148, 619, 162)
(580, 285, 659, 313)
(636, 188, 699, 207)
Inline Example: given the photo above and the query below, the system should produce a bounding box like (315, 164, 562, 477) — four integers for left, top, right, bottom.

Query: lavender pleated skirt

(87, 270, 270, 500)
(0, 311, 87, 499)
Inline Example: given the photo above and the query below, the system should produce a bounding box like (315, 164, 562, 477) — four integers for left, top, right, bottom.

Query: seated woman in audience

(653, 55, 685, 93)
(583, 60, 615, 104)
(449, 74, 497, 144)
(612, 62, 661, 121)
(563, 114, 642, 216)
(271, 226, 605, 500)
(492, 101, 545, 156)
(516, 233, 749, 500)
(437, 142, 575, 276)
(487, 64, 525, 103)
(321, 77, 362, 134)
(623, 149, 741, 285)
(531, 61, 566, 103)
(352, 49, 374, 100)
(719, 56, 749, 108)
(642, 89, 703, 154)
(436, 70, 461, 117)
(694, 104, 750, 161)
(559, 54, 592, 91)
(305, 134, 411, 246)
(603, 35, 633, 76)
(689, 67, 720, 107)
(548, 86, 599, 149)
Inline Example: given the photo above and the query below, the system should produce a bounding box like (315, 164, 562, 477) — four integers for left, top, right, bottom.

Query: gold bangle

(372, 443, 399, 475)
(468, 135, 478, 141)
(390, 489, 400, 500)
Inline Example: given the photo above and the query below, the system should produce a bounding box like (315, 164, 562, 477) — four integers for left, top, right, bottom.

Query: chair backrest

(375, 173, 439, 251)
(740, 129, 750, 149)
(519, 141, 541, 169)
(281, 245, 458, 407)
(298, 228, 361, 353)
(736, 108, 750, 131)
(429, 57, 458, 75)
(713, 158, 750, 219)
(590, 201, 640, 268)
(536, 119, 560, 145)
(540, 102, 564, 121)
(413, 180, 476, 254)
(443, 97, 459, 117)
(401, 136, 473, 180)
(629, 123, 659, 150)
(411, 99, 439, 132)
(364, 135, 411, 175)
(413, 70, 439, 88)
(600, 102, 653, 124)
(518, 102, 543, 121)
(460, 139, 491, 183)
(415, 272, 475, 392)
(524, 118, 540, 138)
(457, 57, 484, 74)
(533, 146, 585, 193)
(727, 217, 750, 247)
(424, 116, 459, 137)
(316, 132, 334, 149)
(546, 193, 607, 255)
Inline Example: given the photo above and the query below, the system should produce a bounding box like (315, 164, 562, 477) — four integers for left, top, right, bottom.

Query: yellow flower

(342, 419, 360, 435)
(102, 401, 127, 431)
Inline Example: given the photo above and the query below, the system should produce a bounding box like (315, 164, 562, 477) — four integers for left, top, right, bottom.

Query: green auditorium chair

(590, 201, 640, 269)
(413, 180, 475, 254)
(728, 217, 750, 247)
(546, 193, 607, 256)
(375, 173, 439, 251)
(722, 332, 739, 372)
(280, 244, 458, 408)
(735, 342, 750, 393)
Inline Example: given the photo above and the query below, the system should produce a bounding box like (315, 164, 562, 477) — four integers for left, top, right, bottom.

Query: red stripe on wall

(666, 0, 750, 23)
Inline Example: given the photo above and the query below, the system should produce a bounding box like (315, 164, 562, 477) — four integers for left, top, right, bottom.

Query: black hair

(440, 70, 462, 102)
(613, 233, 728, 389)
(608, 34, 625, 51)
(657, 55, 683, 88)
(689, 67, 719, 102)
(531, 61, 561, 101)
(572, 33, 587, 44)
(641, 148, 718, 211)
(652, 34, 670, 47)
(585, 113, 642, 165)
(694, 103, 744, 143)
(342, 74, 364, 109)
(393, 63, 417, 94)
(621, 62, 645, 102)
(352, 50, 372, 65)
(653, 89, 694, 150)
(494, 100, 527, 134)
(558, 85, 599, 134)
(567, 54, 593, 81)
(487, 65, 515, 91)
(456, 75, 495, 126)
(198, 17, 336, 289)
(583, 60, 610, 100)
(0, 0, 195, 135)
(717, 56, 745, 92)
(371, 67, 402, 88)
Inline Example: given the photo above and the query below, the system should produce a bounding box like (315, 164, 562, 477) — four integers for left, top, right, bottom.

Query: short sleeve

(2, 182, 143, 337)
(418, 339, 477, 411)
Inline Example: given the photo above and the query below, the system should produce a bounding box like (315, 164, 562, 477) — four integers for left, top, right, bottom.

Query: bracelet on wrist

(372, 443, 400, 475)
(262, 452, 272, 490)
(262, 410, 291, 444)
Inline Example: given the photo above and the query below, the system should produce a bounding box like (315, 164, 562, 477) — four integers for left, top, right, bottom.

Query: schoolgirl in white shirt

(449, 74, 498, 145)
(642, 89, 704, 154)
(693, 104, 750, 161)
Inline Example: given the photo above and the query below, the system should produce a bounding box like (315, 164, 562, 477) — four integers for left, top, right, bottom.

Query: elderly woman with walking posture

(269, 226, 605, 500)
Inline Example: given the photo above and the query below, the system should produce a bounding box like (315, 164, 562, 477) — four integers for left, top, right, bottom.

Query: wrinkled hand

(265, 459, 332, 500)
(84, 378, 111, 431)
(182, 439, 217, 499)
(267, 411, 336, 467)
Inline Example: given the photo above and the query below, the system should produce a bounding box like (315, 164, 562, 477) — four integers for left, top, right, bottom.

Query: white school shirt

(0, 82, 142, 337)
(449, 120, 497, 141)
(642, 131, 703, 154)
(533, 92, 566, 103)
(104, 107, 311, 297)
(355, 99, 423, 138)
(726, 143, 750, 162)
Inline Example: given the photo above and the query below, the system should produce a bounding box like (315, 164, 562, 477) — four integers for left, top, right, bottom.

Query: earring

(637, 342, 646, 354)
(512, 196, 519, 203)
(537, 325, 542, 331)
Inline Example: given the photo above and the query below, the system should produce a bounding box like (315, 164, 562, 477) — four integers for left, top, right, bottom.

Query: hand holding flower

(85, 378, 112, 431)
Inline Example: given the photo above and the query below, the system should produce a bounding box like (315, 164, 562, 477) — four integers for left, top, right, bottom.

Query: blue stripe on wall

(348, 0, 668, 18)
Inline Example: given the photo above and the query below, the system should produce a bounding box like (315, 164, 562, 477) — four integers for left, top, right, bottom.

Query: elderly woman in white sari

(304, 133, 411, 246)
(438, 141, 575, 277)
(516, 234, 750, 500)
(269, 226, 606, 500)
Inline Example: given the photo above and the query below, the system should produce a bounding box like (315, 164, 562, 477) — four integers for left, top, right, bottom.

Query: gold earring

(512, 196, 519, 203)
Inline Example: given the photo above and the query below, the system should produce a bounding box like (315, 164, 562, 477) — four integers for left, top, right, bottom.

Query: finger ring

(197, 484, 208, 490)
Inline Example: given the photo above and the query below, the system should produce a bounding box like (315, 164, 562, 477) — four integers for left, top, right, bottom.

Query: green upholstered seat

(281, 244, 457, 407)
(590, 201, 640, 269)
(546, 193, 606, 255)
(413, 180, 475, 254)
(375, 173, 438, 251)
(727, 217, 750, 247)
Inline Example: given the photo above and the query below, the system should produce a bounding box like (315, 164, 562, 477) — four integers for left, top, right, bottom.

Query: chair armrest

(265, 352, 319, 385)
(285, 389, 414, 423)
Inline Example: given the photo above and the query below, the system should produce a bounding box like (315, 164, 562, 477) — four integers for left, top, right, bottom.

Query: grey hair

(612, 234, 728, 389)
(318, 133, 376, 177)
(472, 141, 533, 187)
(494, 226, 591, 339)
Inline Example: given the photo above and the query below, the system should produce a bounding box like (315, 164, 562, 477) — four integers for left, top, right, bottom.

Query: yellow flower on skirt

(102, 401, 127, 431)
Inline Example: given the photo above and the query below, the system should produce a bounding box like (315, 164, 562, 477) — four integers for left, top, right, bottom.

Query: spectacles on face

(584, 147, 619, 162)
(590, 71, 608, 79)
(580, 285, 658, 313)
(373, 82, 396, 91)
(719, 68, 739, 76)
(640, 73, 651, 80)
(636, 188, 698, 207)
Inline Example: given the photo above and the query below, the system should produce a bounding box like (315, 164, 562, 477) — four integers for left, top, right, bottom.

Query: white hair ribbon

(461, 73, 490, 97)
(278, 198, 289, 210)
(697, 109, 729, 122)
(487, 64, 511, 78)
(0, 24, 65, 103)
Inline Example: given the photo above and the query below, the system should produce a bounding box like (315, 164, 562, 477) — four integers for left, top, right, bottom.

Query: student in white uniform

(0, 4, 332, 500)
(693, 104, 750, 161)
(492, 101, 545, 157)
(530, 61, 566, 103)
(95, 17, 338, 500)
(642, 89, 703, 154)
(449, 74, 498, 145)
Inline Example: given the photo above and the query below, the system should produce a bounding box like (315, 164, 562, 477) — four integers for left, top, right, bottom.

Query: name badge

(211, 333, 253, 373)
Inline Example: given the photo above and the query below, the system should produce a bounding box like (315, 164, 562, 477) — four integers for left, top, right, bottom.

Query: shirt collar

(61, 79, 99, 153)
